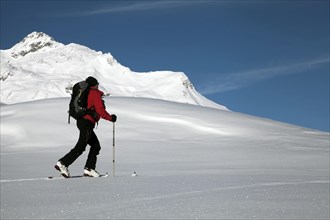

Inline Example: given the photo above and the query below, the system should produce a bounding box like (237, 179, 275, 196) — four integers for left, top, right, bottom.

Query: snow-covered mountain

(0, 31, 227, 110)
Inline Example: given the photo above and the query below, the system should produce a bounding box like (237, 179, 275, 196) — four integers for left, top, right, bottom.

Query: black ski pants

(60, 119, 101, 170)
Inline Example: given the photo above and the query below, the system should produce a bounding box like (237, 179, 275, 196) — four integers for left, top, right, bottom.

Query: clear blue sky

(1, 0, 329, 132)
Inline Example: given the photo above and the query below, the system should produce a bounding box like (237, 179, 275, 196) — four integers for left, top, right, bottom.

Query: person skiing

(55, 76, 117, 177)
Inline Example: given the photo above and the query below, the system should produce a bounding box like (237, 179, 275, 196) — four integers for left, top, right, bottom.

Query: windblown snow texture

(1, 98, 329, 219)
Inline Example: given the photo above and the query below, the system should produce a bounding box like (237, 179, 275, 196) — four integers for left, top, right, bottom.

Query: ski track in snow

(1, 177, 328, 194)
(127, 180, 330, 203)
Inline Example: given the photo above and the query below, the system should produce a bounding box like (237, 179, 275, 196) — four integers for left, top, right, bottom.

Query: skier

(55, 76, 117, 177)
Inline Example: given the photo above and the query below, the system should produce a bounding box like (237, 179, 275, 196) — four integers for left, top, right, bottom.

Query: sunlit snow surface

(1, 98, 329, 219)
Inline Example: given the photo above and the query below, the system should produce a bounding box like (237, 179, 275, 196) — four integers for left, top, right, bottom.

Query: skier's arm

(93, 95, 112, 121)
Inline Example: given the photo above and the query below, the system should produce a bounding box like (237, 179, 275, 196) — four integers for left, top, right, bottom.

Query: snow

(0, 32, 227, 110)
(1, 97, 329, 219)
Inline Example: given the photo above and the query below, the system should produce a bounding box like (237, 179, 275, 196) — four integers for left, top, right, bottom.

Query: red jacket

(83, 88, 112, 124)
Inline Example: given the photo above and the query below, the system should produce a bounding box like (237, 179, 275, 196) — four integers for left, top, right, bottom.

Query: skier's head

(86, 76, 99, 87)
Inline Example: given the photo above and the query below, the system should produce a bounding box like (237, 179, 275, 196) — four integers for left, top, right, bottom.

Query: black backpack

(68, 81, 90, 123)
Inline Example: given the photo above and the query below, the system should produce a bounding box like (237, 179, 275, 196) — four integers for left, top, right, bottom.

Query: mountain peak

(9, 31, 63, 58)
(25, 31, 53, 40)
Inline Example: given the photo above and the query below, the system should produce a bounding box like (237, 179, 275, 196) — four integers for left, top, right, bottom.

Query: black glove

(110, 114, 117, 123)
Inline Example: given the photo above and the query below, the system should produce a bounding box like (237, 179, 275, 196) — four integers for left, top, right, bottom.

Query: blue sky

(1, 0, 329, 131)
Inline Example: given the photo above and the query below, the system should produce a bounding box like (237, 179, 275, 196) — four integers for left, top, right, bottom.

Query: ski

(48, 173, 109, 179)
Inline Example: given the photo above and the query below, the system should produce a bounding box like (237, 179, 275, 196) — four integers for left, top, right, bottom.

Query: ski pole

(112, 122, 115, 177)
(68, 110, 71, 124)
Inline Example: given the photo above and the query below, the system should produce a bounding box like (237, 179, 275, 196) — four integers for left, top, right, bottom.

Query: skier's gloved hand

(110, 114, 117, 123)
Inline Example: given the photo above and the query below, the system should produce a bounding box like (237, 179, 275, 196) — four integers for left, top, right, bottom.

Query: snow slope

(1, 97, 329, 219)
(0, 32, 227, 110)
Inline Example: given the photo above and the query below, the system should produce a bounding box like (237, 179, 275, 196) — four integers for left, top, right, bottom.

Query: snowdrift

(1, 98, 329, 219)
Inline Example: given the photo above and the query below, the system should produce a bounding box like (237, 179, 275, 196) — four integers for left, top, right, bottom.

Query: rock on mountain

(0, 31, 227, 110)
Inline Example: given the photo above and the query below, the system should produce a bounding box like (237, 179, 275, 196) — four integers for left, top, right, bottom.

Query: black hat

(86, 76, 99, 87)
